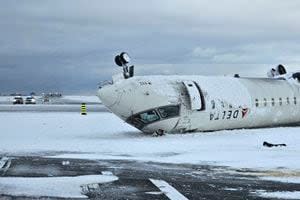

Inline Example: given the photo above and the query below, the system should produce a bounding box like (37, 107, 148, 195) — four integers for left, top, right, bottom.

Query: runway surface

(1, 156, 299, 200)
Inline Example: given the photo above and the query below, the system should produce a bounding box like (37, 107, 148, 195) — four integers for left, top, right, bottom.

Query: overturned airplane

(97, 52, 300, 135)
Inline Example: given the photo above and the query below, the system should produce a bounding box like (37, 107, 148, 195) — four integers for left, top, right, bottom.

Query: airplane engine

(267, 64, 287, 78)
(276, 64, 287, 75)
(292, 72, 300, 82)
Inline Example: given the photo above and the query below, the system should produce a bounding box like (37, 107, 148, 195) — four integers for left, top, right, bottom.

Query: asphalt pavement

(1, 156, 299, 200)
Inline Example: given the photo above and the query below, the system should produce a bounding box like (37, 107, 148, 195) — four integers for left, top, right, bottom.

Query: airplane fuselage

(97, 74, 300, 134)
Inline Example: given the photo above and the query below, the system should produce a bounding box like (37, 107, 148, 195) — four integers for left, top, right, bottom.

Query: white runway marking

(0, 157, 9, 169)
(0, 157, 11, 174)
(150, 179, 188, 200)
(4, 160, 11, 171)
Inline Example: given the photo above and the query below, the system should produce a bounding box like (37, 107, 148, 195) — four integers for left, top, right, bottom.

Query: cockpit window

(127, 105, 180, 130)
(158, 105, 180, 118)
(134, 110, 160, 124)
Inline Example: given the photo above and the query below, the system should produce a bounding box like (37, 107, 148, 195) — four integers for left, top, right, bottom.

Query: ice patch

(255, 190, 300, 199)
(224, 187, 240, 191)
(145, 191, 164, 195)
(101, 171, 113, 176)
(0, 174, 118, 198)
(261, 177, 300, 184)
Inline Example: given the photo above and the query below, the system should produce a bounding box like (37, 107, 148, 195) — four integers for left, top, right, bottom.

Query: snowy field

(0, 174, 118, 198)
(0, 95, 101, 105)
(1, 111, 299, 170)
(0, 110, 300, 199)
(0, 104, 106, 112)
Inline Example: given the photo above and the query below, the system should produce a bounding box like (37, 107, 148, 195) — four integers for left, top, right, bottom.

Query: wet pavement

(0, 156, 299, 199)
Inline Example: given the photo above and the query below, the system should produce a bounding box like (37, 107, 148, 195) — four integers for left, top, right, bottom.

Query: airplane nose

(97, 86, 120, 108)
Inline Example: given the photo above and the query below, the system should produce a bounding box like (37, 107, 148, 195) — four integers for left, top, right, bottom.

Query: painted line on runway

(150, 179, 188, 200)
(4, 159, 11, 170)
(0, 157, 11, 175)
(0, 157, 9, 169)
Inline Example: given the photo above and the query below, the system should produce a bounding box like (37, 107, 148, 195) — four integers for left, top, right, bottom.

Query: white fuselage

(97, 74, 300, 133)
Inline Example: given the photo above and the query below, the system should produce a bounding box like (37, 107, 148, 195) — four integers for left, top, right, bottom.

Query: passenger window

(287, 97, 290, 105)
(271, 98, 275, 106)
(211, 100, 215, 109)
(264, 98, 267, 106)
(158, 105, 180, 119)
(294, 97, 297, 105)
(221, 101, 225, 108)
(279, 98, 282, 106)
(255, 99, 259, 107)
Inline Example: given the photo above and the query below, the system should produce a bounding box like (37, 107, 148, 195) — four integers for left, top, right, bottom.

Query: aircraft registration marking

(210, 108, 249, 121)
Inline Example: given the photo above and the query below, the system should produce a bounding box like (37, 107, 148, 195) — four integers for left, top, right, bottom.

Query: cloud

(0, 0, 300, 93)
(192, 47, 217, 58)
(190, 42, 300, 65)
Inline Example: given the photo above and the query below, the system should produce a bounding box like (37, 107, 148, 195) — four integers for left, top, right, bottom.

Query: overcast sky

(1, 0, 300, 94)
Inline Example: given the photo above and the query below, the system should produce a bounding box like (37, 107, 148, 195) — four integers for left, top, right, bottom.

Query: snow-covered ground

(255, 190, 300, 200)
(1, 112, 300, 171)
(0, 174, 118, 198)
(0, 104, 106, 112)
(1, 111, 300, 199)
(0, 96, 14, 104)
(61, 95, 100, 104)
(0, 95, 101, 104)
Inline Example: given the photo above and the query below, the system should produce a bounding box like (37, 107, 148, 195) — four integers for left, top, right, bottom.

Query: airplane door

(182, 81, 204, 111)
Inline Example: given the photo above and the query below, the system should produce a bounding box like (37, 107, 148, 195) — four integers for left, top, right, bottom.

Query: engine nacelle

(292, 72, 300, 82)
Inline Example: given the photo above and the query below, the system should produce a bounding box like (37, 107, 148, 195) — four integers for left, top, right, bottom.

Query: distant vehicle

(25, 96, 36, 104)
(13, 96, 23, 104)
(43, 97, 50, 103)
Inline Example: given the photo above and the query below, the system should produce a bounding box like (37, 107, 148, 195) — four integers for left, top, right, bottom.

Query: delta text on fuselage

(97, 52, 300, 135)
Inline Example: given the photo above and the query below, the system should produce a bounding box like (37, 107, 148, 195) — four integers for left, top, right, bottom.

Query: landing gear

(153, 129, 165, 137)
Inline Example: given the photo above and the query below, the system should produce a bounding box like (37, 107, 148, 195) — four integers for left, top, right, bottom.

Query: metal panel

(182, 81, 202, 110)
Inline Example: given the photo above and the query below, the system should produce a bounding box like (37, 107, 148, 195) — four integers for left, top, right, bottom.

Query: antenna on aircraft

(115, 52, 134, 79)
